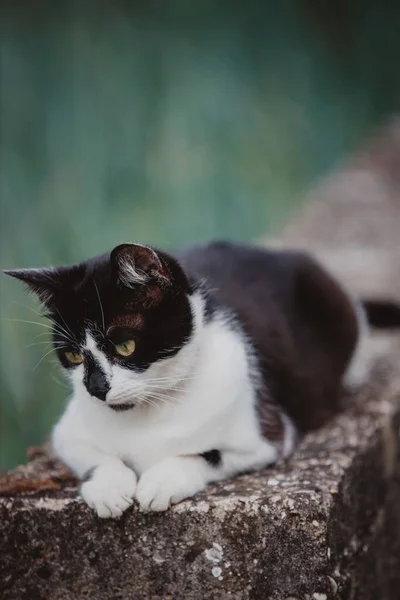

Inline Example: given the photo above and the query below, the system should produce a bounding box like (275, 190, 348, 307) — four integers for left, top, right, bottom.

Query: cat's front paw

(136, 457, 207, 512)
(81, 462, 137, 518)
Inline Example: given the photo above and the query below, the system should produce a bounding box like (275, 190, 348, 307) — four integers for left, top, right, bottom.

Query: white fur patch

(118, 260, 148, 286)
(136, 456, 209, 511)
(117, 244, 162, 287)
(84, 332, 112, 379)
(343, 300, 371, 390)
(81, 462, 137, 518)
(281, 413, 298, 459)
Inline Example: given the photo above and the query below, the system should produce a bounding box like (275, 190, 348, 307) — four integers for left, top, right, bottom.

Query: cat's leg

(136, 441, 277, 511)
(342, 300, 371, 390)
(135, 455, 213, 512)
(52, 421, 137, 518)
(80, 460, 137, 518)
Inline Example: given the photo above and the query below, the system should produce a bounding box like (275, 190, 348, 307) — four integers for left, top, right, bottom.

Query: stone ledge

(1, 365, 400, 600)
(2, 117, 400, 600)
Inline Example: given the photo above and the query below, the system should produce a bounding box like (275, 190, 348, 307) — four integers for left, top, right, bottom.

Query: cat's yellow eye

(64, 351, 84, 365)
(115, 340, 136, 357)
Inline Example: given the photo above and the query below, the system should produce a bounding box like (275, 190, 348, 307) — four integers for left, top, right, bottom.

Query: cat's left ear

(4, 268, 60, 308)
(111, 243, 191, 293)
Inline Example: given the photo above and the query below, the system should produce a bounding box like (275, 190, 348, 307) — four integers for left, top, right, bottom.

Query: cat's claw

(81, 463, 137, 518)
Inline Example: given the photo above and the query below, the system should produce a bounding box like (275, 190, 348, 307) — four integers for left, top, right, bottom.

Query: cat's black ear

(4, 268, 59, 308)
(111, 244, 191, 293)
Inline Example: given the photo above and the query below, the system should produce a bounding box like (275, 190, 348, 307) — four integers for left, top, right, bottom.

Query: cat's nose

(86, 371, 110, 401)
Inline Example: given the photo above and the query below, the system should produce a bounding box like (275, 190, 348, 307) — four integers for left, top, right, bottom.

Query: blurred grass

(1, 0, 400, 470)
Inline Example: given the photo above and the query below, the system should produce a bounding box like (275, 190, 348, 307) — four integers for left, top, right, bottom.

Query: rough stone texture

(1, 373, 400, 600)
(1, 117, 400, 600)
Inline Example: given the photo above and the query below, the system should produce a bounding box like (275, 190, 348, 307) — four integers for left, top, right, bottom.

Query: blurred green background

(1, 0, 400, 470)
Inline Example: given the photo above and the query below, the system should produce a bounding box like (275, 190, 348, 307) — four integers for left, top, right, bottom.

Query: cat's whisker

(11, 300, 48, 320)
(33, 345, 67, 371)
(127, 393, 158, 409)
(110, 387, 184, 407)
(53, 331, 74, 345)
(46, 315, 75, 344)
(141, 398, 159, 409)
(143, 375, 194, 382)
(1, 318, 55, 330)
(146, 385, 187, 394)
(93, 280, 105, 332)
(53, 307, 75, 341)
(145, 383, 192, 396)
(52, 325, 75, 343)
(34, 308, 74, 343)
(147, 387, 186, 399)
(144, 396, 178, 407)
(25, 340, 67, 349)
(84, 319, 102, 339)
(32, 332, 52, 340)
(2, 316, 73, 345)
(50, 373, 70, 390)
(140, 375, 195, 386)
(145, 392, 184, 406)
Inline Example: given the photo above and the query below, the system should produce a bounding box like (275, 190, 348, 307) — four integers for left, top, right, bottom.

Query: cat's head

(6, 244, 199, 411)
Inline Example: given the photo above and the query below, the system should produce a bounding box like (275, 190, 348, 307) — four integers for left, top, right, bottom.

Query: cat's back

(176, 241, 301, 317)
(177, 241, 359, 431)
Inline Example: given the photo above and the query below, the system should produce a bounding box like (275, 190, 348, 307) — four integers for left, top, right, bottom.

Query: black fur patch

(362, 299, 400, 329)
(83, 355, 110, 401)
(178, 241, 359, 433)
(200, 449, 221, 467)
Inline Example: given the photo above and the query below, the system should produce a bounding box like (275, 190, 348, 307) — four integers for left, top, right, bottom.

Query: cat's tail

(361, 299, 400, 329)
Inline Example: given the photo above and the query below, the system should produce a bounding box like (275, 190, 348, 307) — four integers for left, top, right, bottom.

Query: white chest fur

(52, 314, 265, 477)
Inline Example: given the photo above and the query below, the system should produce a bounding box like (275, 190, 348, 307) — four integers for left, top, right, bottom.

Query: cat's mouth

(108, 402, 135, 412)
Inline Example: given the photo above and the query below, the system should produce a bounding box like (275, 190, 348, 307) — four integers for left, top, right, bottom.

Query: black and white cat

(6, 242, 400, 517)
